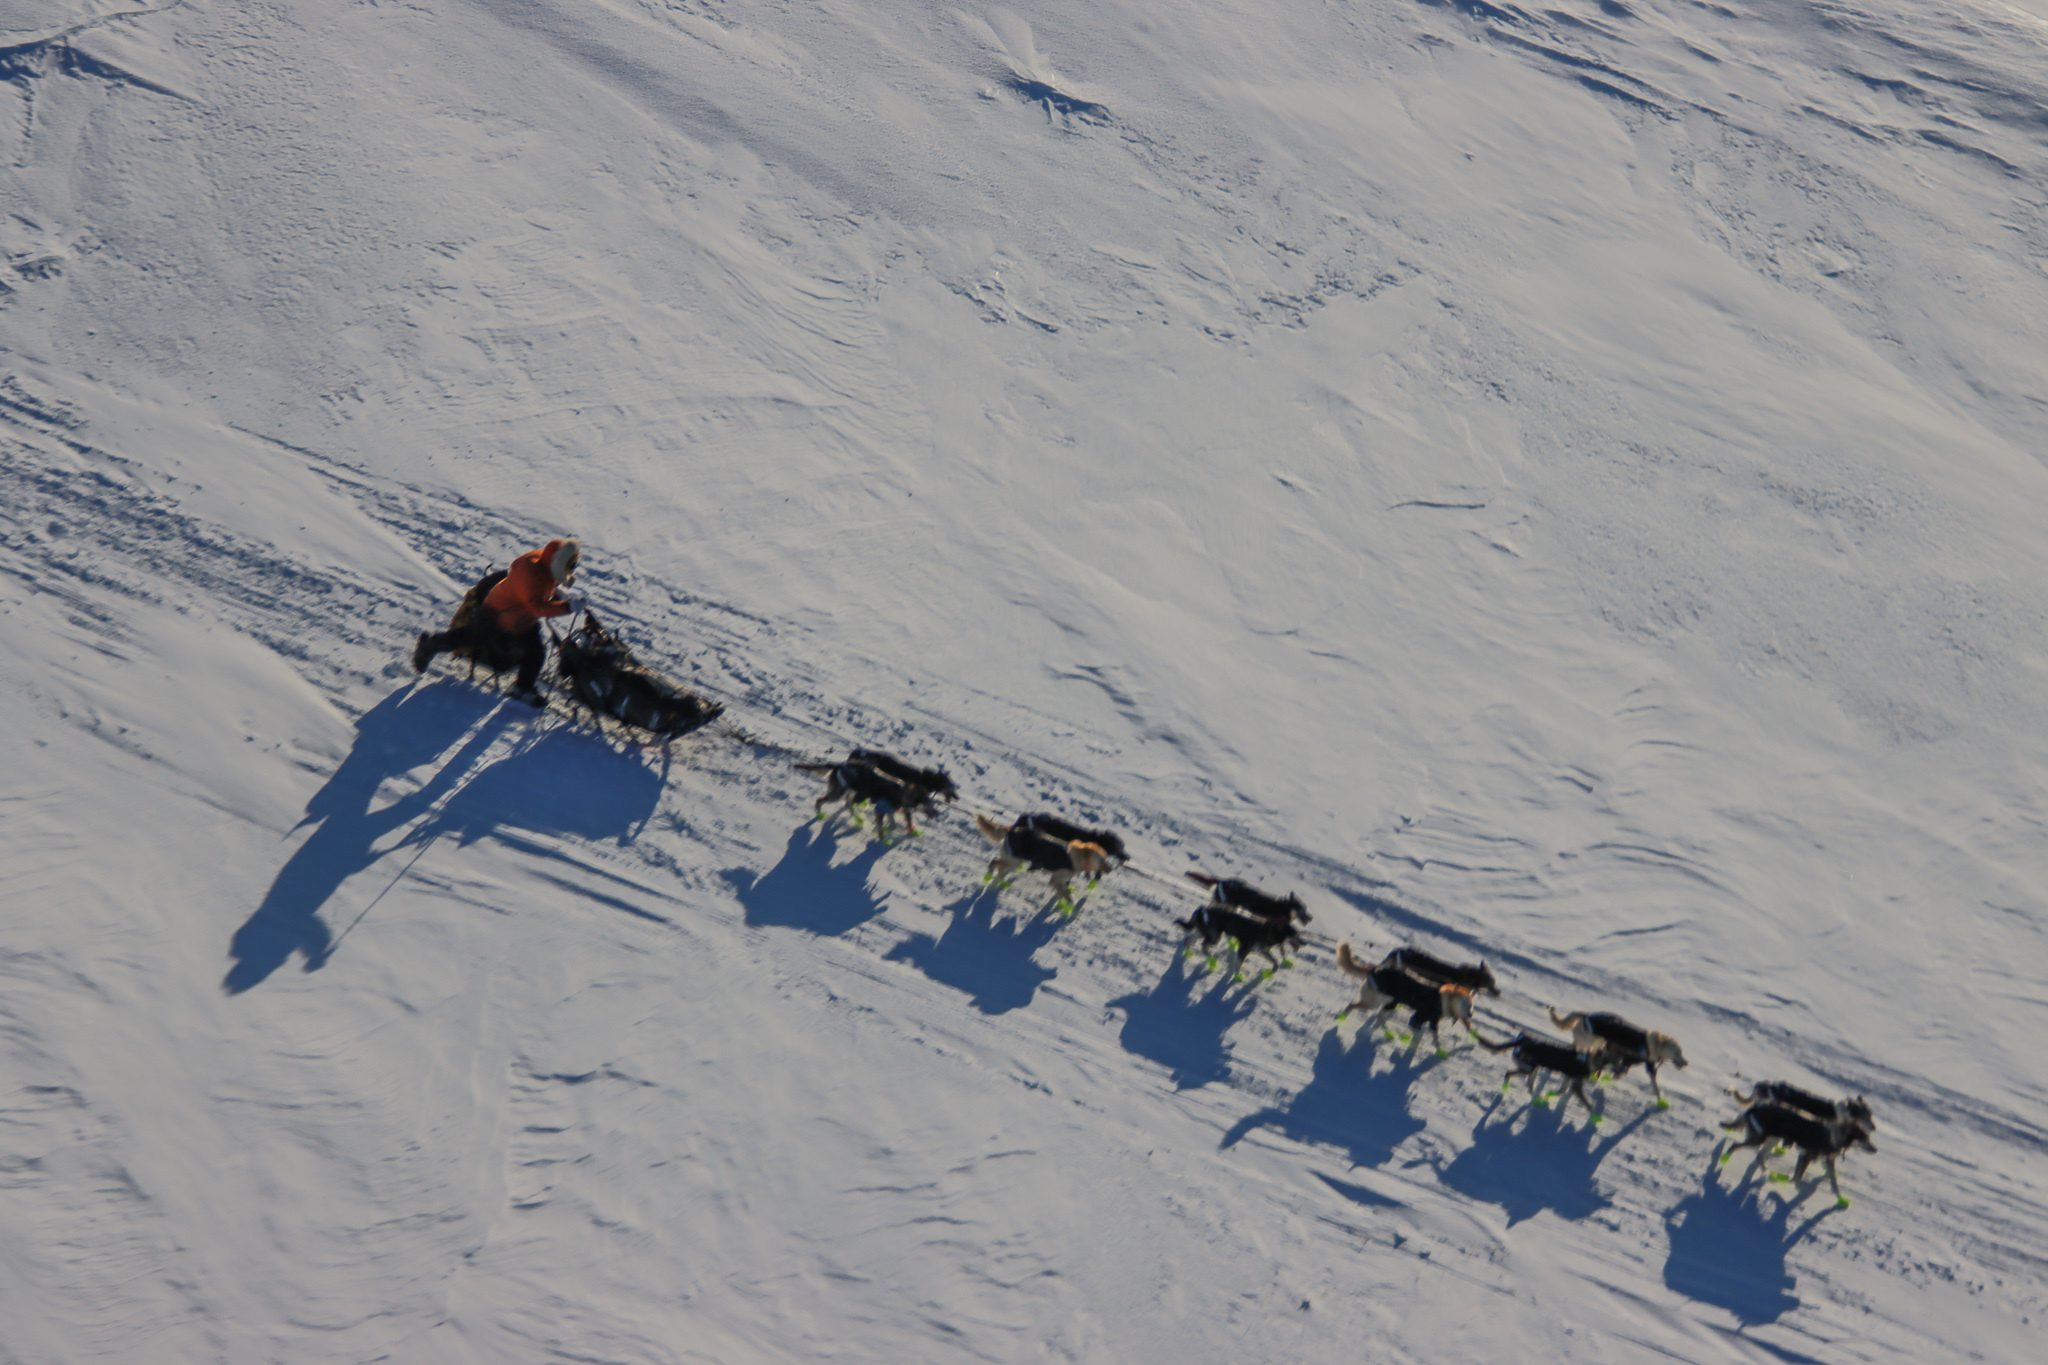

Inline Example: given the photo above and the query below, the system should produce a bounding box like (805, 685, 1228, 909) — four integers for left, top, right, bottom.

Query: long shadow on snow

(1105, 955, 1258, 1091)
(726, 824, 886, 936)
(1662, 1164, 1838, 1325)
(1431, 1093, 1653, 1226)
(885, 888, 1060, 1015)
(1221, 1027, 1433, 1171)
(225, 685, 505, 993)
(225, 682, 661, 993)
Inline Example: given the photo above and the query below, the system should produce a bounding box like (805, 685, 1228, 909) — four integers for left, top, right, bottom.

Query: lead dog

(1725, 1081, 1875, 1135)
(1547, 1008, 1688, 1104)
(1376, 945, 1499, 997)
(1333, 943, 1474, 1047)
(1177, 904, 1302, 979)
(1720, 1102, 1874, 1205)
(974, 813, 1116, 908)
(1185, 873, 1311, 925)
(1477, 1031, 1608, 1116)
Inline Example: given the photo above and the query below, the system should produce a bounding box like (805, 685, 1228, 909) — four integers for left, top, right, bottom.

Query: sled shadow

(1220, 1026, 1433, 1171)
(1662, 1163, 1837, 1325)
(1432, 1094, 1652, 1226)
(225, 684, 509, 994)
(884, 889, 1060, 1015)
(727, 824, 886, 936)
(420, 723, 664, 848)
(1105, 955, 1258, 1091)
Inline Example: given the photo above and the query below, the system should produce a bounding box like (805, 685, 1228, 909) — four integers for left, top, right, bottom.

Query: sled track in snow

(6, 409, 2047, 1350)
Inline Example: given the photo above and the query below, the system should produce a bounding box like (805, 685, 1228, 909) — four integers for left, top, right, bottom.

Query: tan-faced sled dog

(1547, 1007, 1689, 1105)
(974, 813, 1116, 910)
(1335, 942, 1476, 1048)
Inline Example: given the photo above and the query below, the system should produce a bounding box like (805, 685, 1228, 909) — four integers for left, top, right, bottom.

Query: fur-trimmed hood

(543, 537, 580, 586)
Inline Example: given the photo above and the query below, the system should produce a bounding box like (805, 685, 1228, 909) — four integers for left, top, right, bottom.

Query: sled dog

(1185, 873, 1310, 925)
(974, 813, 1116, 903)
(1477, 1031, 1608, 1115)
(1547, 1008, 1689, 1103)
(1334, 942, 1475, 1045)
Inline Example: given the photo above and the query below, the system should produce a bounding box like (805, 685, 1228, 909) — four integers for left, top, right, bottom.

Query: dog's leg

(1648, 1061, 1669, 1109)
(1826, 1155, 1848, 1208)
(814, 773, 844, 823)
(1718, 1115, 1762, 1167)
(1051, 869, 1077, 917)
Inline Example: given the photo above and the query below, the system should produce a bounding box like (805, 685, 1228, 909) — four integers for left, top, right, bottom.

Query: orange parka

(484, 539, 576, 634)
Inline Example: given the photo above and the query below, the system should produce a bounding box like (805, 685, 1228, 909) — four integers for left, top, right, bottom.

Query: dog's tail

(1546, 1005, 1581, 1032)
(792, 762, 838, 775)
(1335, 941, 1376, 980)
(1184, 871, 1220, 889)
(1474, 1031, 1519, 1052)
(973, 812, 1012, 846)
(1725, 1083, 1757, 1104)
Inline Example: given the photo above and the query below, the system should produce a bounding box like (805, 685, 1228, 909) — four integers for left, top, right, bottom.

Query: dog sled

(551, 610, 725, 740)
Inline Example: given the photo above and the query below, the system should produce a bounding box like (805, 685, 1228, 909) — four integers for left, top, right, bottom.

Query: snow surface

(4, 0, 2047, 1360)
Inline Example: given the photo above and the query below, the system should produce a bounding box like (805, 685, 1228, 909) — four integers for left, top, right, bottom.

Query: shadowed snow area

(3, 0, 2046, 1360)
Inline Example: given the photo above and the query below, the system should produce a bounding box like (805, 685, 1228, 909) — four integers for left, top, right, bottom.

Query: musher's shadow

(224, 684, 506, 994)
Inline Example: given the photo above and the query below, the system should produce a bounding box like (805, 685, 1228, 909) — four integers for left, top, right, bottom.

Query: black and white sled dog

(1334, 943, 1475, 1046)
(846, 749, 959, 806)
(1725, 1081, 1875, 1135)
(1720, 1102, 1875, 1204)
(1478, 1031, 1608, 1116)
(1177, 905, 1302, 978)
(1185, 873, 1311, 926)
(973, 813, 1117, 905)
(1013, 813, 1128, 867)
(1376, 945, 1500, 997)
(796, 751, 953, 839)
(1547, 1008, 1689, 1104)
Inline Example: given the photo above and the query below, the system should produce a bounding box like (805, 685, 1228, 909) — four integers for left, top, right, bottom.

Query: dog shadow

(1432, 1092, 1653, 1226)
(727, 824, 887, 936)
(1662, 1164, 1838, 1325)
(223, 684, 510, 994)
(884, 889, 1060, 1015)
(1221, 1026, 1433, 1171)
(1104, 955, 1259, 1091)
